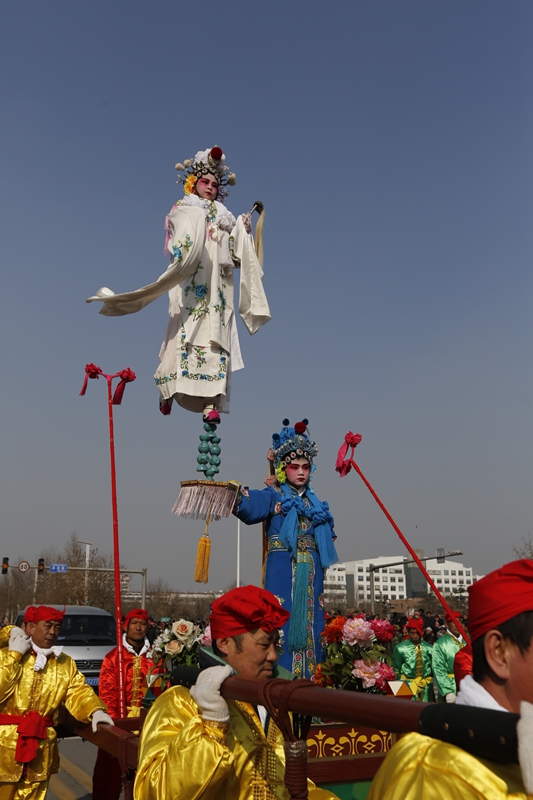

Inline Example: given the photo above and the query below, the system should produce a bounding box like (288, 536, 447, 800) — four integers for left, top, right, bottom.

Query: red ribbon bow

(112, 368, 136, 405)
(335, 432, 362, 477)
(79, 363, 103, 396)
(79, 364, 136, 404)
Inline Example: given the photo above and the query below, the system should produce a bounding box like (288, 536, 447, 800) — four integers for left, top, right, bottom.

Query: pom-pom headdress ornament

(271, 418, 318, 469)
(174, 146, 236, 203)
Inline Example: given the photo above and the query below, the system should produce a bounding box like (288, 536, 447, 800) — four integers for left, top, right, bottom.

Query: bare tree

(513, 533, 533, 560)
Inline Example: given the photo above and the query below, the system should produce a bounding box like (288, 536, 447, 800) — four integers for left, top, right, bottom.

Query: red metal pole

(349, 458, 470, 644)
(80, 364, 135, 719)
(106, 376, 126, 718)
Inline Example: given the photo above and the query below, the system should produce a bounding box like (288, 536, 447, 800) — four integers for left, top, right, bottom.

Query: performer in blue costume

(234, 419, 338, 678)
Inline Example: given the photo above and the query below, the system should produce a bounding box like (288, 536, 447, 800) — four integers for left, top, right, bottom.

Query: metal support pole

(32, 568, 38, 605)
(236, 519, 241, 588)
(78, 541, 92, 605)
(370, 565, 375, 615)
(141, 568, 147, 610)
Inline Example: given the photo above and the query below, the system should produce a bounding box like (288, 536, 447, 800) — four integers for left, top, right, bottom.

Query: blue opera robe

(234, 484, 336, 678)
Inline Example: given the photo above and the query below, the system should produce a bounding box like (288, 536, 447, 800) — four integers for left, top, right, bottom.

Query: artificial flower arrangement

(312, 614, 398, 693)
(148, 619, 207, 690)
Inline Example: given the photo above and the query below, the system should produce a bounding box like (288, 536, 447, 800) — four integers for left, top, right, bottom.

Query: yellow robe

(134, 685, 340, 800)
(0, 627, 14, 649)
(367, 732, 527, 800)
(0, 648, 105, 783)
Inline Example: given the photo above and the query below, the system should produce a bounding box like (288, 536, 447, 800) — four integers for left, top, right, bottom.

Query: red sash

(0, 711, 54, 763)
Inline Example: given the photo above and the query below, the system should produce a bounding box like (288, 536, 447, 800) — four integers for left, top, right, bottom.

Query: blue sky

(1, 1, 532, 593)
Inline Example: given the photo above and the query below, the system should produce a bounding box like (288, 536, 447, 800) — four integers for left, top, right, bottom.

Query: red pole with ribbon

(80, 363, 136, 718)
(336, 432, 470, 644)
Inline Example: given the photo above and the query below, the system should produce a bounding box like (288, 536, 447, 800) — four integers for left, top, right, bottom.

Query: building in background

(326, 554, 484, 612)
(323, 563, 347, 612)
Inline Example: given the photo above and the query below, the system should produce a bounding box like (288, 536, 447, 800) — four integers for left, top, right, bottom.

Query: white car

(16, 605, 116, 690)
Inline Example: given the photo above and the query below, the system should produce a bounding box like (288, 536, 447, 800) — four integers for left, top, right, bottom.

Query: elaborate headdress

(174, 146, 236, 203)
(271, 419, 318, 469)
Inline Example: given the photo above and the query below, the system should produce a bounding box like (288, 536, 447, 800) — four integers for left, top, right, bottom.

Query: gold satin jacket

(134, 685, 339, 800)
(0, 648, 105, 782)
(367, 732, 527, 800)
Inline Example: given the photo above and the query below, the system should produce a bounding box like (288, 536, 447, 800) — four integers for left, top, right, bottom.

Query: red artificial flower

(210, 147, 223, 160)
(322, 615, 347, 643)
(370, 618, 396, 643)
(294, 421, 307, 434)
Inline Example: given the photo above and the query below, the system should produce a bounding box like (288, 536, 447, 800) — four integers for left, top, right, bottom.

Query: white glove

(91, 709, 114, 733)
(190, 665, 233, 722)
(445, 693, 456, 703)
(8, 627, 31, 655)
(518, 700, 533, 794)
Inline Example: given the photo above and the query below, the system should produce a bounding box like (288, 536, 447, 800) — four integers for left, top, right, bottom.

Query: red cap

(445, 611, 460, 626)
(468, 559, 533, 642)
(454, 644, 473, 690)
(123, 609, 148, 630)
(25, 605, 65, 624)
(210, 585, 290, 639)
(406, 617, 424, 634)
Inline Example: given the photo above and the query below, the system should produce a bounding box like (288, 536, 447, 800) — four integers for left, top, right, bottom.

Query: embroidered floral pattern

(184, 264, 210, 321)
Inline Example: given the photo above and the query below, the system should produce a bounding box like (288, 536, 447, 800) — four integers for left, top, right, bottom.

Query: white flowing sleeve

(86, 206, 206, 317)
(231, 216, 271, 335)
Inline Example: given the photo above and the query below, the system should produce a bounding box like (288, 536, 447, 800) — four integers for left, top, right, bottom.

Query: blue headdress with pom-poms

(271, 418, 318, 469)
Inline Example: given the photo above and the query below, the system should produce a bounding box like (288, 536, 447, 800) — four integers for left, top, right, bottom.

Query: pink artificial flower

(375, 662, 396, 690)
(352, 659, 381, 688)
(201, 624, 212, 646)
(370, 618, 396, 643)
(342, 617, 375, 647)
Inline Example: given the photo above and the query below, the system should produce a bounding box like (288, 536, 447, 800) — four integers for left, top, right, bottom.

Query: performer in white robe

(87, 146, 270, 422)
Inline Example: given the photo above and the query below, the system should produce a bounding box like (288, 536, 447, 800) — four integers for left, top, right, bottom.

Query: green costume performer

(432, 613, 465, 702)
(392, 618, 433, 701)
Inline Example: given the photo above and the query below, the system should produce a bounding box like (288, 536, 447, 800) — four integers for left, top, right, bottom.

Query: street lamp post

(78, 541, 92, 606)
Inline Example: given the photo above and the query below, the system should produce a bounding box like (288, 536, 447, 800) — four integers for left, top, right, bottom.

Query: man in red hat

(391, 617, 433, 701)
(0, 605, 113, 800)
(432, 611, 466, 702)
(91, 608, 152, 800)
(368, 559, 533, 799)
(134, 585, 340, 800)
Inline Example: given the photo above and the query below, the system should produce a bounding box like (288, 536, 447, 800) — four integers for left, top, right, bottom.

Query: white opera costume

(87, 194, 270, 415)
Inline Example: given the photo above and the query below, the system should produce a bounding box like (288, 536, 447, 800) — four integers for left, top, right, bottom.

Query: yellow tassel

(194, 516, 211, 583)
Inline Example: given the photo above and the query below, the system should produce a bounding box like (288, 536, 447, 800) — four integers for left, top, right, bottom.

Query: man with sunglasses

(234, 419, 338, 678)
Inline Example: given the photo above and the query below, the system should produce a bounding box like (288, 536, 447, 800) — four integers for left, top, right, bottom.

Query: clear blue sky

(1, 1, 532, 592)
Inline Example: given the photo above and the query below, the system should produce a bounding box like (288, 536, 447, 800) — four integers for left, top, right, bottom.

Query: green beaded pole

(197, 422, 222, 480)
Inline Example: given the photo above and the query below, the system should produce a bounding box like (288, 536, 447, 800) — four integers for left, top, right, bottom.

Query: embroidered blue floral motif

(173, 245, 182, 260)
(195, 284, 208, 298)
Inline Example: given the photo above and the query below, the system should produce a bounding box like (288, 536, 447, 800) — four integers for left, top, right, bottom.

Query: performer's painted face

(196, 173, 219, 200)
(285, 458, 311, 489)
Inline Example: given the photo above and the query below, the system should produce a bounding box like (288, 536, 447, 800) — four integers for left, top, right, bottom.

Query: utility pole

(78, 541, 92, 605)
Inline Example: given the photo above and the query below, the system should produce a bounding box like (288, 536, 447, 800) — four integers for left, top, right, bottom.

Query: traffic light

(38, 558, 45, 576)
(2, 557, 8, 575)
